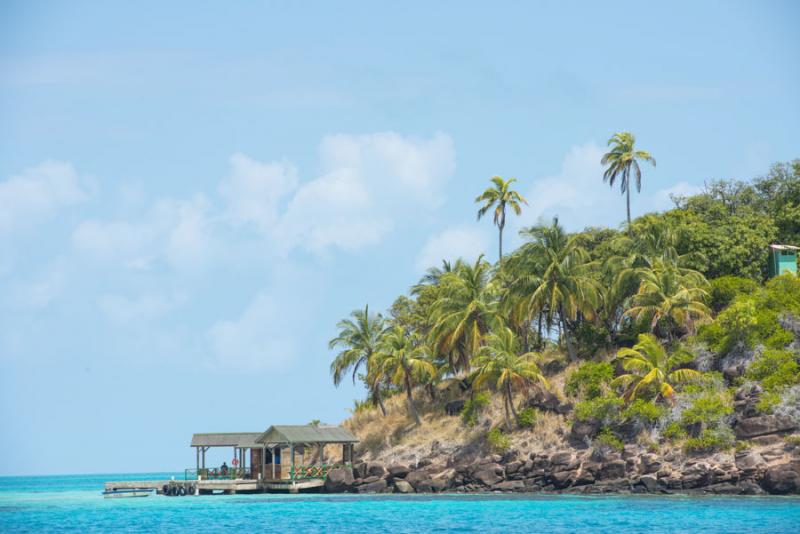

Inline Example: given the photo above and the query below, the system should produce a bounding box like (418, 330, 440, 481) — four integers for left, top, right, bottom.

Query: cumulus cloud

(72, 195, 216, 271)
(219, 153, 298, 230)
(275, 131, 455, 255)
(0, 160, 88, 234)
(416, 226, 490, 272)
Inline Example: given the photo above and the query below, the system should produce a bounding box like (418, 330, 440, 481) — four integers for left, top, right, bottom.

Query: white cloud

(276, 131, 455, 255)
(208, 292, 297, 371)
(416, 226, 490, 272)
(72, 195, 216, 271)
(98, 292, 186, 323)
(220, 153, 298, 231)
(651, 181, 703, 211)
(0, 160, 88, 234)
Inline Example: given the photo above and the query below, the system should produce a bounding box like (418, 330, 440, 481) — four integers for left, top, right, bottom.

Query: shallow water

(1, 473, 799, 533)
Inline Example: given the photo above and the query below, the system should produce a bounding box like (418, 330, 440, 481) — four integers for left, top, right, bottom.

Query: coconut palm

(601, 132, 656, 230)
(329, 305, 388, 415)
(376, 327, 436, 425)
(611, 333, 700, 402)
(517, 217, 600, 361)
(476, 176, 528, 260)
(472, 327, 548, 428)
(429, 256, 500, 373)
(623, 259, 712, 340)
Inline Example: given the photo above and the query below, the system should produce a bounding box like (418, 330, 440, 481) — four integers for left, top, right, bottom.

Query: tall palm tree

(329, 305, 388, 415)
(611, 333, 700, 403)
(429, 256, 500, 373)
(476, 176, 528, 260)
(623, 259, 711, 341)
(376, 327, 436, 425)
(472, 327, 548, 428)
(601, 132, 656, 230)
(517, 217, 600, 361)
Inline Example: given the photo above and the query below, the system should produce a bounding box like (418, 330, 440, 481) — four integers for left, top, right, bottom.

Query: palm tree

(472, 327, 548, 428)
(611, 333, 700, 402)
(376, 327, 436, 425)
(329, 305, 388, 415)
(623, 259, 711, 341)
(476, 176, 528, 260)
(601, 132, 656, 230)
(429, 256, 500, 373)
(516, 217, 600, 361)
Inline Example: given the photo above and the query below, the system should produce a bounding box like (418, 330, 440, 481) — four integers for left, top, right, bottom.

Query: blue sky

(0, 1, 798, 475)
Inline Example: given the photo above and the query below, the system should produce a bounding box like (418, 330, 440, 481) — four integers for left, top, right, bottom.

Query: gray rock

(599, 460, 626, 480)
(639, 474, 658, 492)
(493, 480, 525, 491)
(760, 462, 800, 494)
(324, 467, 354, 493)
(393, 480, 414, 493)
(388, 464, 411, 479)
(550, 451, 574, 467)
(735, 415, 798, 439)
(570, 420, 599, 445)
(444, 399, 465, 416)
(474, 466, 503, 486)
(365, 461, 387, 478)
(356, 478, 389, 493)
(352, 462, 367, 479)
(639, 454, 662, 474)
(505, 460, 523, 474)
(735, 451, 765, 474)
(705, 482, 741, 494)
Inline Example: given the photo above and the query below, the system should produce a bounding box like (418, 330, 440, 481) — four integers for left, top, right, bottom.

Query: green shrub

(663, 421, 688, 440)
(594, 428, 624, 451)
(683, 428, 735, 453)
(461, 392, 490, 427)
(574, 395, 623, 424)
(735, 440, 753, 452)
(755, 390, 781, 414)
(516, 407, 538, 429)
(680, 391, 733, 428)
(486, 428, 511, 453)
(745, 349, 800, 391)
(622, 399, 666, 424)
(565, 361, 614, 400)
(709, 276, 759, 313)
(785, 435, 800, 446)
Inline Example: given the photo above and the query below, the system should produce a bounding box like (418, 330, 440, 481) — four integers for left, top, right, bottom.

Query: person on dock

(220, 462, 228, 476)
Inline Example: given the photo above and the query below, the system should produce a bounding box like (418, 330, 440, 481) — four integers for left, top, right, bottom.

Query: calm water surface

(1, 473, 799, 533)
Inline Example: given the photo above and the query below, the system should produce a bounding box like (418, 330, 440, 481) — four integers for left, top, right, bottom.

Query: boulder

(405, 470, 432, 489)
(388, 464, 411, 479)
(599, 460, 626, 480)
(505, 460, 524, 475)
(493, 480, 525, 491)
(638, 454, 662, 474)
(735, 415, 798, 439)
(719, 343, 757, 381)
(445, 399, 466, 416)
(550, 469, 577, 489)
(393, 480, 414, 494)
(528, 389, 572, 414)
(735, 451, 766, 475)
(760, 462, 800, 494)
(550, 451, 575, 467)
(570, 420, 600, 445)
(324, 467, 354, 493)
(365, 461, 387, 478)
(474, 465, 503, 487)
(352, 462, 367, 479)
(355, 478, 388, 493)
(639, 474, 658, 492)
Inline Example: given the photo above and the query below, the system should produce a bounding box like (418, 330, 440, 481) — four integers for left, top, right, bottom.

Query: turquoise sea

(1, 473, 799, 533)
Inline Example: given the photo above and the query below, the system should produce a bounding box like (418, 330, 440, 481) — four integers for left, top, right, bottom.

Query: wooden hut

(256, 425, 358, 482)
(768, 244, 799, 278)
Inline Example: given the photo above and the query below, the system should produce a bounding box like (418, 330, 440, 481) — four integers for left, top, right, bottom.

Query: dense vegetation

(329, 138, 800, 455)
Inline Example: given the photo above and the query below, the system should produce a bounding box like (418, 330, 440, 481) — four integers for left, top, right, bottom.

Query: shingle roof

(190, 432, 262, 447)
(256, 425, 358, 445)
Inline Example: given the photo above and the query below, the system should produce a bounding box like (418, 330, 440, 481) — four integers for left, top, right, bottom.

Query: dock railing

(186, 467, 249, 481)
(290, 463, 351, 480)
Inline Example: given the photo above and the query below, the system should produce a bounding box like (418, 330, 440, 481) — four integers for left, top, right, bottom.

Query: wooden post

(196, 447, 199, 470)
(271, 447, 276, 480)
(290, 444, 295, 480)
(319, 442, 324, 465)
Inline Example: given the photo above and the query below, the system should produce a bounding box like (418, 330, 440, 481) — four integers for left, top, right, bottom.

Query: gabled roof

(191, 432, 262, 448)
(256, 425, 358, 445)
(770, 244, 800, 251)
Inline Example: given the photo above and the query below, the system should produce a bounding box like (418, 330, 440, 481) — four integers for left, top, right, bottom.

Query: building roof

(770, 244, 800, 251)
(190, 432, 262, 448)
(256, 425, 358, 445)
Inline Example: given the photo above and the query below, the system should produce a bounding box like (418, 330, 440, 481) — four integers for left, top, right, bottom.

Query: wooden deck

(104, 477, 324, 495)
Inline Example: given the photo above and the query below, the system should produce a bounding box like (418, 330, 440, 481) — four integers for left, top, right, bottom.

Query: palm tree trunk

(502, 394, 512, 430)
(373, 385, 387, 416)
(559, 308, 578, 362)
(498, 222, 504, 261)
(405, 374, 421, 425)
(626, 185, 632, 233)
(506, 381, 518, 421)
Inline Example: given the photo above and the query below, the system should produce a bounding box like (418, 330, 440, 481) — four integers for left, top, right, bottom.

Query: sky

(0, 1, 798, 475)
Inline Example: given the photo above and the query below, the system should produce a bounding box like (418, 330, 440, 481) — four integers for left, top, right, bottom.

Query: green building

(768, 244, 799, 278)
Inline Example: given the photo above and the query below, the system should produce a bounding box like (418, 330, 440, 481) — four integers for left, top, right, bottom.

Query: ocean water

(1, 473, 799, 533)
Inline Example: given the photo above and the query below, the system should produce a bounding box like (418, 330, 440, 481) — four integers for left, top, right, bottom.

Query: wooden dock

(104, 478, 324, 496)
